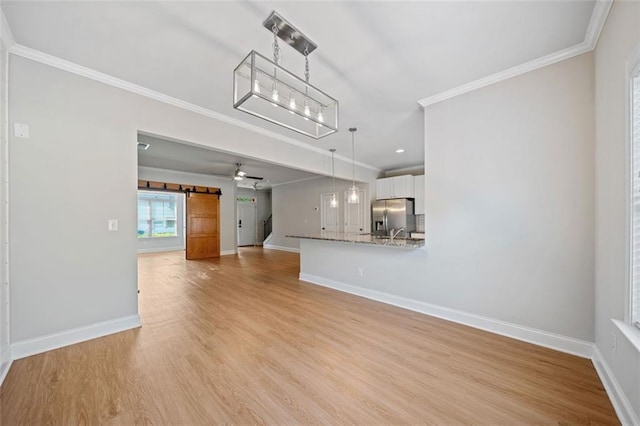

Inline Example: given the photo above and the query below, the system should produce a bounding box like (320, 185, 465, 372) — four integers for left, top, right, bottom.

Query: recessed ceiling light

(395, 148, 405, 153)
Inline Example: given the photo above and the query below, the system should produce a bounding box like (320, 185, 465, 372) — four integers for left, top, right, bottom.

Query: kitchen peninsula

(287, 232, 425, 249)
(286, 232, 427, 313)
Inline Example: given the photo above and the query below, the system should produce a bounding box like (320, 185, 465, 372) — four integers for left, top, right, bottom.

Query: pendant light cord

(349, 127, 357, 187)
(272, 24, 280, 65)
(272, 24, 279, 88)
(304, 47, 310, 83)
(330, 148, 336, 196)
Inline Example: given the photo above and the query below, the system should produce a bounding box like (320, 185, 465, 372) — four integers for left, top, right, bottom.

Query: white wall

(594, 0, 640, 420)
(138, 167, 237, 254)
(270, 177, 370, 250)
(9, 59, 140, 343)
(425, 52, 595, 340)
(8, 54, 378, 345)
(299, 52, 596, 342)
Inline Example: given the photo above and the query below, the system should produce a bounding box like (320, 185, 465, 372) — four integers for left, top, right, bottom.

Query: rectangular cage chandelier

(233, 11, 339, 139)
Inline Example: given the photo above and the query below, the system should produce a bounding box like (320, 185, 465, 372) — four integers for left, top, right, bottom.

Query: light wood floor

(1, 248, 618, 424)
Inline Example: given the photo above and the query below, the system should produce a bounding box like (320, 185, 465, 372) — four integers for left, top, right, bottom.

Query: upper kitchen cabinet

(414, 175, 425, 215)
(376, 175, 415, 200)
(376, 178, 394, 200)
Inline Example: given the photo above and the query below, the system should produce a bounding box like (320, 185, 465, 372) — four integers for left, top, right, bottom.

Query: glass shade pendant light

(233, 11, 338, 139)
(329, 148, 338, 208)
(304, 99, 311, 117)
(289, 92, 297, 112)
(253, 73, 261, 95)
(348, 127, 360, 204)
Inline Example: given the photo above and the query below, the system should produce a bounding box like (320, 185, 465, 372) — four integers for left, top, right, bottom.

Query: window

(631, 72, 640, 327)
(137, 191, 178, 238)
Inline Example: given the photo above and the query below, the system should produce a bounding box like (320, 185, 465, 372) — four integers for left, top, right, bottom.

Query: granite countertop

(287, 232, 425, 249)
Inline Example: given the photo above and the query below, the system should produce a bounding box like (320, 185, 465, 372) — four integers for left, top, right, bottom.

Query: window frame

(626, 46, 640, 333)
(137, 190, 180, 239)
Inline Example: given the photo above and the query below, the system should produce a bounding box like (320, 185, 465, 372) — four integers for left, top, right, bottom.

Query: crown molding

(383, 164, 425, 176)
(270, 175, 323, 188)
(0, 6, 15, 48)
(137, 165, 237, 185)
(584, 0, 613, 50)
(418, 42, 590, 107)
(418, 0, 613, 107)
(8, 44, 380, 173)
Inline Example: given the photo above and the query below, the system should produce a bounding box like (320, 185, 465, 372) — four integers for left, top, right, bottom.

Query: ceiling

(137, 134, 321, 189)
(4, 1, 596, 171)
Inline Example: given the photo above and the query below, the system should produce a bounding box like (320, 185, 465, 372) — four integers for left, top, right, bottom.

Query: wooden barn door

(186, 193, 220, 259)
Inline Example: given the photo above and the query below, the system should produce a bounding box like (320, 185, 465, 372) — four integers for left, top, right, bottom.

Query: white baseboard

(299, 273, 593, 359)
(0, 359, 12, 387)
(592, 345, 640, 426)
(138, 248, 237, 256)
(137, 246, 184, 254)
(264, 244, 300, 254)
(11, 314, 141, 360)
(1, 343, 10, 364)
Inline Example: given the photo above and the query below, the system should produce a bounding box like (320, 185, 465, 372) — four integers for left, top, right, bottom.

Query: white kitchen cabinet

(414, 175, 425, 214)
(376, 177, 394, 200)
(375, 175, 415, 200)
(393, 175, 415, 198)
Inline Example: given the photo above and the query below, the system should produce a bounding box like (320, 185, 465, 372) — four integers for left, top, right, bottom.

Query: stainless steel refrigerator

(372, 199, 416, 237)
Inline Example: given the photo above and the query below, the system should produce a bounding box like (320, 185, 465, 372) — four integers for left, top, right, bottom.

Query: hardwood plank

(0, 248, 619, 425)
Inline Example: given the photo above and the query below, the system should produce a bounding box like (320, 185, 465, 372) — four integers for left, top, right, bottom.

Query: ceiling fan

(250, 180, 271, 190)
(237, 178, 271, 191)
(212, 163, 264, 181)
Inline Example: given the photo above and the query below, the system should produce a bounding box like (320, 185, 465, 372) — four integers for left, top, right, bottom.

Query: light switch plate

(108, 219, 118, 231)
(14, 123, 29, 138)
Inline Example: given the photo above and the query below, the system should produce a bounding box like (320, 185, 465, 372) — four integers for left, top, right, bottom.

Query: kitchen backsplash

(416, 214, 425, 232)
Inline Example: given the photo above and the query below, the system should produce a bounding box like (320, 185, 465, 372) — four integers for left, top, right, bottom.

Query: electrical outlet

(357, 267, 364, 277)
(611, 331, 617, 354)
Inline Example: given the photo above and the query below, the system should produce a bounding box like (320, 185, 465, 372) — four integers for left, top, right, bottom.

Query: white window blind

(632, 74, 640, 326)
(137, 191, 178, 238)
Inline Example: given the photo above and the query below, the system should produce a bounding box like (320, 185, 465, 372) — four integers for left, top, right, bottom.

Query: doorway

(237, 200, 257, 246)
(344, 188, 367, 233)
(320, 192, 339, 232)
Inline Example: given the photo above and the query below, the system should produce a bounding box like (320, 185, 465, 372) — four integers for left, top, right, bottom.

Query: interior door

(185, 193, 220, 260)
(237, 201, 257, 246)
(320, 193, 339, 232)
(344, 188, 367, 233)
